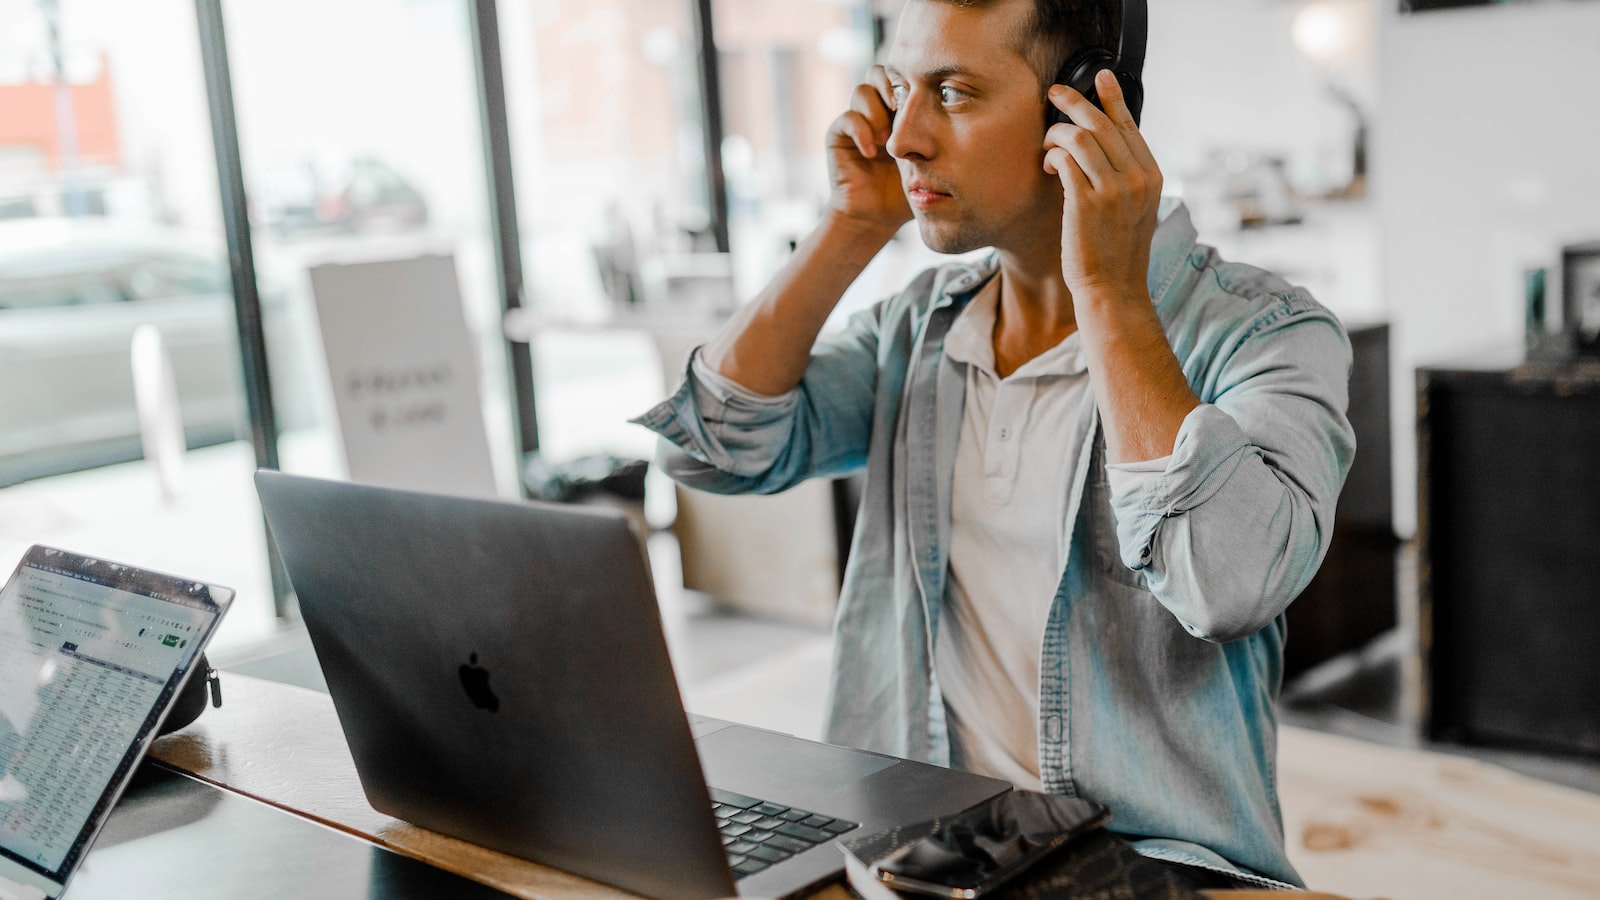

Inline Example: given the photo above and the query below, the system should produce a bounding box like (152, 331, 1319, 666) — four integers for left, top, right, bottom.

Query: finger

(1095, 70, 1138, 133)
(866, 64, 896, 113)
(1047, 81, 1113, 134)
(833, 109, 884, 159)
(1094, 70, 1160, 174)
(1047, 81, 1137, 175)
(1044, 146, 1090, 195)
(848, 82, 894, 146)
(1044, 123, 1117, 191)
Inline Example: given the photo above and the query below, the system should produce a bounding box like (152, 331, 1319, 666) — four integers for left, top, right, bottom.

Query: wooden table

(71, 763, 516, 898)
(146, 674, 632, 899)
(139, 673, 1600, 899)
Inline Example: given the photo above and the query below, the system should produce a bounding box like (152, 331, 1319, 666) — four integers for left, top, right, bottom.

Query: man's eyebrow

(883, 62, 984, 82)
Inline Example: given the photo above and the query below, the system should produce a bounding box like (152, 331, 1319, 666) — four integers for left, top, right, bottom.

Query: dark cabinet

(1418, 354, 1600, 755)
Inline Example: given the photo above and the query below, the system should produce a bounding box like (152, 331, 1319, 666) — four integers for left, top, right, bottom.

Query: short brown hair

(933, 0, 1122, 97)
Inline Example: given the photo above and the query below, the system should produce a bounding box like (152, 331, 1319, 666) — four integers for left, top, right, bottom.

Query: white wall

(1379, 1, 1600, 359)
(1142, 0, 1378, 197)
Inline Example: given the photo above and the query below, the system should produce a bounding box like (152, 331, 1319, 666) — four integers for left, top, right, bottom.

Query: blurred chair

(649, 324, 842, 628)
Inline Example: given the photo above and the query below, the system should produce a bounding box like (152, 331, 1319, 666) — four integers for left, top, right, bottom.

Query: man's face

(884, 0, 1059, 255)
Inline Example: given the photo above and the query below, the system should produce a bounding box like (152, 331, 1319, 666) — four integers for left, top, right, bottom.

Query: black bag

(157, 654, 222, 736)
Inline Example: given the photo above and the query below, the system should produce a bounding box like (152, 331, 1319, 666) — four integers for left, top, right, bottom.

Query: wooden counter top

(149, 673, 1600, 900)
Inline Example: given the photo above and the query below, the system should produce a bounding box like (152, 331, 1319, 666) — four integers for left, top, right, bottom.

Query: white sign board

(308, 254, 499, 499)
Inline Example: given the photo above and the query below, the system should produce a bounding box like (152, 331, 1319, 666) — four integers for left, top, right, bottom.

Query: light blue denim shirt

(633, 200, 1354, 888)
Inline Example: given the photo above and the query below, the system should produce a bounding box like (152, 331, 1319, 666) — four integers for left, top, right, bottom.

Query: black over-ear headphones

(1051, 0, 1147, 127)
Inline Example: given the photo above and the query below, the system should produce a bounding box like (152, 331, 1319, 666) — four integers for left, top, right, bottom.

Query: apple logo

(458, 652, 499, 712)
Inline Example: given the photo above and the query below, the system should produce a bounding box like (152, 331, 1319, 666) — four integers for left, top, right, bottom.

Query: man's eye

(939, 85, 966, 104)
(890, 84, 908, 104)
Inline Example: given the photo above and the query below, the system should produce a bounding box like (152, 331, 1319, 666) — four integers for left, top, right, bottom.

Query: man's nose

(884, 92, 934, 161)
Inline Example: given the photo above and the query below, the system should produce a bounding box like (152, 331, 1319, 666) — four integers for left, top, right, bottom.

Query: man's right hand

(825, 65, 912, 233)
(699, 69, 908, 397)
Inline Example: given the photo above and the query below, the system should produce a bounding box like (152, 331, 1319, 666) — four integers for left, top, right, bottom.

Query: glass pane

(507, 0, 700, 321)
(498, 0, 704, 469)
(713, 0, 875, 298)
(0, 0, 279, 650)
(496, 0, 877, 502)
(225, 0, 518, 497)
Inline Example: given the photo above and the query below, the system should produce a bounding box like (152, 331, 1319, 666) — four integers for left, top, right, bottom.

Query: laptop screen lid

(0, 546, 232, 900)
(254, 470, 736, 900)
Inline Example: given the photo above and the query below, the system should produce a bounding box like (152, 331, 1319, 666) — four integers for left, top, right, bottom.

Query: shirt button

(1044, 715, 1063, 742)
(998, 427, 1010, 440)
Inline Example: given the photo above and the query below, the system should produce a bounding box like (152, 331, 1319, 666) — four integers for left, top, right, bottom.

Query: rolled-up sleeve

(629, 304, 884, 495)
(1108, 310, 1355, 642)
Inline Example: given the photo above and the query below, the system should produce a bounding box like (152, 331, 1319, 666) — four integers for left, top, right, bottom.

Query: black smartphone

(872, 792, 1111, 899)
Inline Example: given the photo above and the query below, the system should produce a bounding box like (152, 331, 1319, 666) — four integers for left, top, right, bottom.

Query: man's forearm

(701, 211, 897, 398)
(1075, 286, 1200, 464)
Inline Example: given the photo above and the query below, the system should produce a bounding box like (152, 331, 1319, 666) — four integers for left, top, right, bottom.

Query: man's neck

(989, 250, 1077, 379)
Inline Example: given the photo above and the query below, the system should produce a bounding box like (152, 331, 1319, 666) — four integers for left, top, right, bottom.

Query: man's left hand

(1043, 69, 1163, 303)
(1044, 70, 1195, 466)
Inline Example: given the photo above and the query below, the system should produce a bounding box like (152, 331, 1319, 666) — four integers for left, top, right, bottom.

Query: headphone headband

(1118, 0, 1147, 85)
(1053, 0, 1147, 127)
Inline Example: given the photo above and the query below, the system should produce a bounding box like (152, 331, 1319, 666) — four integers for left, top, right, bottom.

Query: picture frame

(1401, 0, 1518, 12)
(1400, 0, 1596, 11)
(1561, 241, 1600, 356)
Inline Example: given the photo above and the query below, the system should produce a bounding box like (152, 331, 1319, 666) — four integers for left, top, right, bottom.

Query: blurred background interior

(1, 0, 1598, 859)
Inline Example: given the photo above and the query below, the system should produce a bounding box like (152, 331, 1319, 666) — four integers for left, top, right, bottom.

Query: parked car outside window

(255, 157, 430, 239)
(0, 218, 316, 486)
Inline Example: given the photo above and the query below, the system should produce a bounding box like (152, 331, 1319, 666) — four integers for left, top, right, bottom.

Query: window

(0, 0, 281, 647)
(224, 0, 517, 494)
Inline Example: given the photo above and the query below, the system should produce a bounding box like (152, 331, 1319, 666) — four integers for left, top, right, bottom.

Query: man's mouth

(906, 181, 953, 209)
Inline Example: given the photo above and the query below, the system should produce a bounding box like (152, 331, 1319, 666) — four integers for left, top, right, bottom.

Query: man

(634, 0, 1353, 889)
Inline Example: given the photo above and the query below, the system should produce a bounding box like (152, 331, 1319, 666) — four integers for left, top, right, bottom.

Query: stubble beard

(908, 182, 1060, 257)
(912, 210, 994, 256)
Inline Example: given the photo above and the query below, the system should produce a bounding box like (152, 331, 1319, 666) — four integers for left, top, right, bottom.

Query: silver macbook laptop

(0, 546, 232, 900)
(255, 470, 1010, 900)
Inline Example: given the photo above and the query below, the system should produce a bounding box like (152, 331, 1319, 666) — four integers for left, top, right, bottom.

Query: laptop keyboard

(710, 787, 859, 879)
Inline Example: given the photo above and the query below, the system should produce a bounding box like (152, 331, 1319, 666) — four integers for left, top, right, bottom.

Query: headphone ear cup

(1116, 71, 1144, 127)
(1052, 49, 1116, 126)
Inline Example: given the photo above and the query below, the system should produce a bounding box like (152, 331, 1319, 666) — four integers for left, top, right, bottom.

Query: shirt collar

(944, 275, 1085, 379)
(942, 279, 998, 369)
